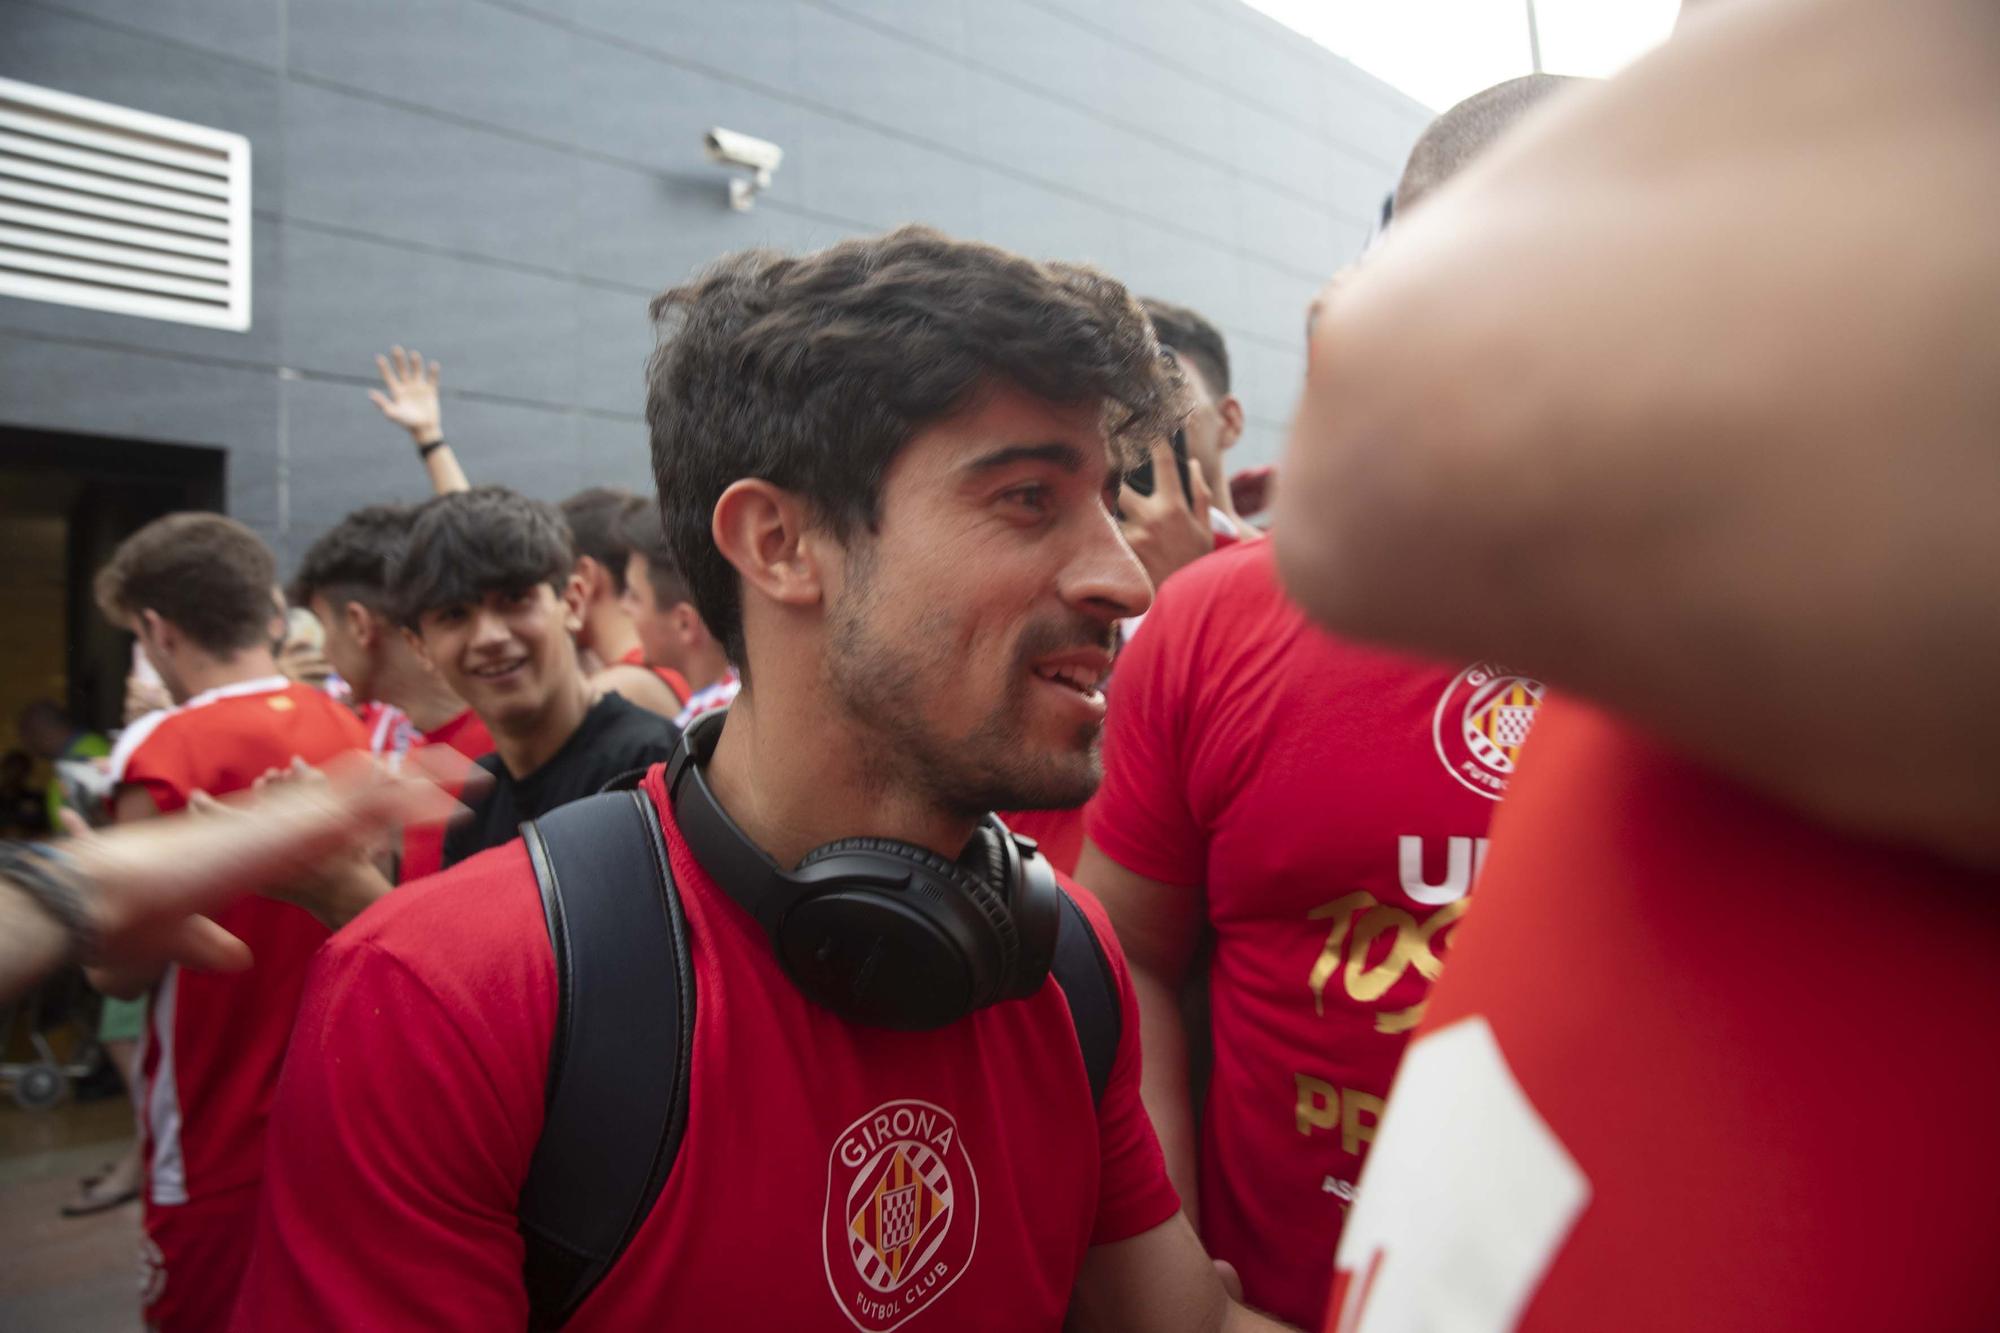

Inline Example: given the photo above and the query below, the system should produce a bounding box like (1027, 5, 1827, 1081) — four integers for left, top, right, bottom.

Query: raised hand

(1119, 436, 1215, 591)
(368, 345, 443, 445)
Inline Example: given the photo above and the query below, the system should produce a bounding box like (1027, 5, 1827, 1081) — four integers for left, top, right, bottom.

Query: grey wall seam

(0, 328, 645, 422)
(276, 67, 1355, 289)
(8, 0, 1370, 282)
(1179, 0, 1432, 117)
(459, 0, 1378, 237)
(771, 0, 1375, 225)
(1015, 0, 1426, 138)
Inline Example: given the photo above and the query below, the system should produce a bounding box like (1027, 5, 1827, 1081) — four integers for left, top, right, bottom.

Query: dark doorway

(0, 427, 227, 745)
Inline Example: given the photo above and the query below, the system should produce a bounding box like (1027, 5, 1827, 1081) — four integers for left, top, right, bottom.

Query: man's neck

(1201, 457, 1241, 528)
(703, 690, 977, 870)
(584, 601, 639, 664)
(371, 647, 468, 734)
(489, 673, 594, 779)
(172, 647, 283, 703)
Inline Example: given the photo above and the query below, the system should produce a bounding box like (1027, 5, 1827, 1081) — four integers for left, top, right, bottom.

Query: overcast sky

(1241, 0, 1682, 110)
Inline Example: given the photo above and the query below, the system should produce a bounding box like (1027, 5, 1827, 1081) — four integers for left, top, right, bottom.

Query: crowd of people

(0, 0, 1994, 1328)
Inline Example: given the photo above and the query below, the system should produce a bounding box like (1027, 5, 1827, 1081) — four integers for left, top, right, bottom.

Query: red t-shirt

(233, 766, 1178, 1331)
(618, 645, 692, 705)
(1085, 541, 1533, 1327)
(1326, 699, 2000, 1333)
(395, 707, 495, 883)
(358, 698, 419, 765)
(107, 677, 368, 1212)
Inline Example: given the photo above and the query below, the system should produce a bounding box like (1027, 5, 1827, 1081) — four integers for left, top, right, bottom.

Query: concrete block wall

(0, 0, 1430, 565)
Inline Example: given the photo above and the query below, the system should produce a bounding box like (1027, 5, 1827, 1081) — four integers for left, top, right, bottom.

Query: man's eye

(1003, 484, 1051, 515)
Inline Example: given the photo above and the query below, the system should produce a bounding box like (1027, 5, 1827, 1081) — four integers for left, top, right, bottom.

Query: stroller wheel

(13, 1061, 70, 1111)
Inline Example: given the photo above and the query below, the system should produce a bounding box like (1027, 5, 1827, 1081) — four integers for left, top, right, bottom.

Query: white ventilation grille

(0, 78, 250, 331)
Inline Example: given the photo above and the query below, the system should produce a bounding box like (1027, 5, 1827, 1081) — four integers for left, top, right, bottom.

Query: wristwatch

(0, 840, 98, 961)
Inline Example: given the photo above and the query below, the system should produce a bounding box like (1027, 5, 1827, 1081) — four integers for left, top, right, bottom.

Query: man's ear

(574, 554, 606, 601)
(344, 600, 377, 652)
(1217, 394, 1245, 452)
(401, 624, 436, 672)
(668, 601, 701, 645)
(136, 609, 174, 658)
(711, 480, 825, 614)
(560, 575, 588, 635)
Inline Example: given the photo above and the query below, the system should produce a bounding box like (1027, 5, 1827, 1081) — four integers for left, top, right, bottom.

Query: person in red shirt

(235, 227, 1289, 1331)
(615, 496, 739, 727)
(1073, 82, 1572, 1326)
(559, 485, 693, 714)
(289, 504, 494, 881)
(85, 512, 369, 1332)
(1077, 539, 1526, 1326)
(1271, 2, 2000, 1329)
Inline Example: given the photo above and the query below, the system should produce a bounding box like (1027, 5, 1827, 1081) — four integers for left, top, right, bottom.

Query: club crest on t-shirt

(822, 1099, 978, 1332)
(1432, 664, 1546, 799)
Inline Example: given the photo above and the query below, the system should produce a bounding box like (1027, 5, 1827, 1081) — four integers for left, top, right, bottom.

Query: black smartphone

(1123, 425, 1198, 512)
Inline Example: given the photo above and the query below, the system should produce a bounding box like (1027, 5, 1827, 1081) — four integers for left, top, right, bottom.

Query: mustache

(1012, 613, 1116, 666)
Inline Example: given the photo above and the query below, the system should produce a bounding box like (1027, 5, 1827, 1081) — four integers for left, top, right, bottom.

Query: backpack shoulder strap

(517, 790, 694, 1331)
(1049, 887, 1122, 1107)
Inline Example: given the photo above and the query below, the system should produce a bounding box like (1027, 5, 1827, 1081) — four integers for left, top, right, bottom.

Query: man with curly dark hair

(238, 227, 1289, 1331)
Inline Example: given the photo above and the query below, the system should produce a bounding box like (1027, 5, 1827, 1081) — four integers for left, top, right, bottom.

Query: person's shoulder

(289, 680, 368, 727)
(1173, 535, 1281, 603)
(107, 708, 177, 782)
(595, 692, 683, 754)
(336, 837, 549, 991)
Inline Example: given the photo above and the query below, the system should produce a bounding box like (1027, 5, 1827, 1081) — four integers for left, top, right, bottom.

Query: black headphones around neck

(664, 708, 1060, 1031)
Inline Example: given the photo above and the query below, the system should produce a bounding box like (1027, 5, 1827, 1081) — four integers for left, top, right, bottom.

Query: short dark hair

(646, 224, 1178, 669)
(288, 503, 415, 615)
(1396, 74, 1581, 216)
(1141, 297, 1230, 397)
(560, 487, 640, 594)
(393, 487, 575, 629)
(94, 512, 277, 655)
(614, 497, 695, 610)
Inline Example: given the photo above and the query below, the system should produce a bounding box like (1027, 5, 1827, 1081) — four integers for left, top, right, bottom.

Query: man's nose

(1065, 508, 1153, 623)
(468, 606, 513, 649)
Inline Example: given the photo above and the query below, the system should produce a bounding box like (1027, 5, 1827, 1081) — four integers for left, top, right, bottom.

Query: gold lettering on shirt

(1293, 1074, 1387, 1156)
(1307, 892, 1469, 1033)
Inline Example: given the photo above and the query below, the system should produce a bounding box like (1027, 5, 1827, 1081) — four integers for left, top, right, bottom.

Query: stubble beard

(824, 580, 1106, 820)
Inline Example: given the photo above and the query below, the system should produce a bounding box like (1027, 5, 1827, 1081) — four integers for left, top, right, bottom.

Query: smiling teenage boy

(394, 487, 680, 868)
(234, 228, 1291, 1331)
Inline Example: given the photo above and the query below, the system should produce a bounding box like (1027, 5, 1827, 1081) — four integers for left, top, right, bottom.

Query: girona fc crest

(823, 1099, 978, 1332)
(1432, 664, 1546, 800)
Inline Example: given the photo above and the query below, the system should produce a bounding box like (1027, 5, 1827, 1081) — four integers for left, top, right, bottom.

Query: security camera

(704, 127, 783, 210)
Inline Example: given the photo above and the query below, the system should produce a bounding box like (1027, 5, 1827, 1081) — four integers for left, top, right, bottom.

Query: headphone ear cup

(988, 821, 1059, 1001)
(794, 836, 1020, 1009)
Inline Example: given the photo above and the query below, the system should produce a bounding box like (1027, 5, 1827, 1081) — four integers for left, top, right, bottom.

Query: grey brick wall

(0, 0, 1429, 565)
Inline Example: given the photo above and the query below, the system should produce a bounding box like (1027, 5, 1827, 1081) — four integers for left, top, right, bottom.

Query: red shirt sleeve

(118, 723, 193, 814)
(231, 845, 555, 1331)
(1065, 879, 1183, 1245)
(1084, 570, 1209, 887)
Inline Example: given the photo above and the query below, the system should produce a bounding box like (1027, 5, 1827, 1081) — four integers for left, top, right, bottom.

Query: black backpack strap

(1049, 888, 1121, 1107)
(517, 791, 694, 1331)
